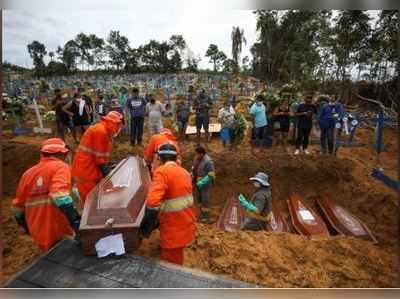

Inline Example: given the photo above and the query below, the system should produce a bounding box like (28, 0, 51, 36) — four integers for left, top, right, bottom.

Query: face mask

(256, 101, 262, 106)
(253, 181, 261, 188)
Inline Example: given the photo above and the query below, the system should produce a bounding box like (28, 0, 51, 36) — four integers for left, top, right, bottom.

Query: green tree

(57, 40, 80, 72)
(332, 10, 371, 82)
(205, 44, 227, 72)
(106, 30, 130, 71)
(27, 40, 47, 74)
(231, 26, 246, 72)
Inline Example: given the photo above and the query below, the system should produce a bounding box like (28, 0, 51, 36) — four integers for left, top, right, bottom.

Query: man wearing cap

(12, 138, 81, 251)
(238, 172, 272, 230)
(144, 128, 180, 174)
(140, 143, 196, 265)
(193, 89, 213, 143)
(192, 146, 216, 222)
(71, 111, 123, 205)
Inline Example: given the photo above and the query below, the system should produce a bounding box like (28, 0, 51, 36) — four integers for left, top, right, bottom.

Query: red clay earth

(1, 123, 398, 287)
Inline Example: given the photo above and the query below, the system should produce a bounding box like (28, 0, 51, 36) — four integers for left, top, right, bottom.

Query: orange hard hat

(101, 111, 123, 124)
(40, 138, 69, 154)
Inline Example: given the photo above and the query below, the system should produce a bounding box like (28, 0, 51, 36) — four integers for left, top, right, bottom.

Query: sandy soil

(1, 120, 398, 287)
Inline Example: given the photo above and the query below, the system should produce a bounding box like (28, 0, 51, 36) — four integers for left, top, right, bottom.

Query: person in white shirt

(146, 94, 165, 135)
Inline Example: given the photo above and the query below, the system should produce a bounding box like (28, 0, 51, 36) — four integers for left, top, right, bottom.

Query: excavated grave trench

(1, 126, 398, 287)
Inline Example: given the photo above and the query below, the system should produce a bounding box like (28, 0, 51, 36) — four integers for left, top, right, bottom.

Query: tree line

(25, 9, 397, 90)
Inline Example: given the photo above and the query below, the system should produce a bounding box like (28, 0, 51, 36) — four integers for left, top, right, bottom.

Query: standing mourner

(193, 89, 213, 143)
(146, 94, 165, 135)
(192, 146, 215, 222)
(52, 89, 74, 142)
(94, 93, 108, 120)
(82, 90, 94, 124)
(12, 138, 81, 251)
(249, 95, 268, 146)
(238, 172, 272, 231)
(218, 100, 235, 148)
(140, 143, 196, 265)
(125, 87, 147, 146)
(63, 92, 92, 142)
(332, 95, 345, 155)
(318, 95, 345, 154)
(273, 100, 291, 146)
(294, 94, 317, 155)
(175, 95, 191, 141)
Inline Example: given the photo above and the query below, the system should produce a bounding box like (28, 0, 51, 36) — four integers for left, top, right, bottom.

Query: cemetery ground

(1, 118, 398, 287)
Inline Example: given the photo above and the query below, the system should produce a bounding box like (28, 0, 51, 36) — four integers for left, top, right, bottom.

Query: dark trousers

(320, 127, 334, 154)
(296, 126, 312, 150)
(130, 116, 144, 144)
(253, 126, 266, 146)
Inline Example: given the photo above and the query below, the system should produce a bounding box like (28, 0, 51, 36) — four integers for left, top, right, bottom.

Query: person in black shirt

(63, 92, 91, 142)
(52, 89, 74, 142)
(294, 94, 317, 155)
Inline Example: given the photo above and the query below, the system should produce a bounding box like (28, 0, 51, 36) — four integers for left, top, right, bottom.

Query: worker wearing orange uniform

(12, 138, 81, 251)
(140, 143, 196, 265)
(143, 128, 180, 173)
(71, 111, 123, 204)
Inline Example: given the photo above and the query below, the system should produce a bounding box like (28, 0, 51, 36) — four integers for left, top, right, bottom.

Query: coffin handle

(105, 218, 114, 228)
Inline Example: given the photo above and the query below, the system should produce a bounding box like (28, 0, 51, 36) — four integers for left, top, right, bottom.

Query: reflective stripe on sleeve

(159, 194, 194, 212)
(77, 144, 111, 158)
(25, 197, 53, 208)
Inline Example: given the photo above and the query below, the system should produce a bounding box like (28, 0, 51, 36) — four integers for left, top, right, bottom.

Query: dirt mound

(185, 224, 397, 287)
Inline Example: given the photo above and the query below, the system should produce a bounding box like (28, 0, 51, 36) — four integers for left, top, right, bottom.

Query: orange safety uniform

(12, 157, 74, 251)
(144, 129, 180, 173)
(71, 114, 122, 204)
(146, 161, 196, 264)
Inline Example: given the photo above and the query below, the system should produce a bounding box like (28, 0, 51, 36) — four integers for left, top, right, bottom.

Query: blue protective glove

(196, 175, 211, 189)
(238, 194, 258, 213)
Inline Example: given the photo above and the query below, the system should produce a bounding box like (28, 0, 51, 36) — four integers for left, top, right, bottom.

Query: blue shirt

(318, 102, 345, 129)
(250, 102, 268, 128)
(125, 96, 147, 118)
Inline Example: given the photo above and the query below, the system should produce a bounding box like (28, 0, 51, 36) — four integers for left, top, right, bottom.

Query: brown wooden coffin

(79, 156, 151, 255)
(316, 197, 378, 243)
(216, 196, 245, 232)
(265, 201, 290, 233)
(287, 193, 330, 237)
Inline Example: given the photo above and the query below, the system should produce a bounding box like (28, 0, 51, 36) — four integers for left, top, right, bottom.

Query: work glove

(140, 207, 159, 238)
(15, 214, 29, 235)
(196, 175, 211, 189)
(71, 186, 81, 202)
(99, 162, 117, 177)
(238, 194, 258, 213)
(58, 203, 81, 234)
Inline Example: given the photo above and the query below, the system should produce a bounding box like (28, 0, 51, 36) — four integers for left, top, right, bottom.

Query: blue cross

(369, 111, 396, 154)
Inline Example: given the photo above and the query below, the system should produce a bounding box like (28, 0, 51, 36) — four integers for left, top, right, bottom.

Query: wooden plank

(7, 239, 254, 288)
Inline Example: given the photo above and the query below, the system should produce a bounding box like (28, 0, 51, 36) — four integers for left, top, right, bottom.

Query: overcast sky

(3, 2, 257, 70)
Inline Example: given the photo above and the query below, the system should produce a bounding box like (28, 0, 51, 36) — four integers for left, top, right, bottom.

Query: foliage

(231, 26, 246, 73)
(205, 44, 227, 72)
(231, 113, 247, 145)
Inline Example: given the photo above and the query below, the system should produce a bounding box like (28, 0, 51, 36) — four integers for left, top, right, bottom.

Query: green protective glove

(72, 187, 81, 202)
(140, 207, 159, 238)
(14, 213, 30, 234)
(238, 194, 258, 213)
(196, 175, 211, 189)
